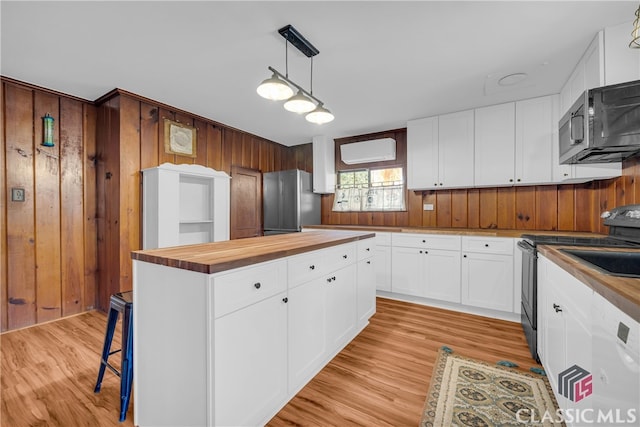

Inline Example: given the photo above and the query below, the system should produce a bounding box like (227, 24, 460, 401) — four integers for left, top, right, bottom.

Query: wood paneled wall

(322, 129, 640, 234)
(1, 79, 98, 331)
(95, 90, 311, 312)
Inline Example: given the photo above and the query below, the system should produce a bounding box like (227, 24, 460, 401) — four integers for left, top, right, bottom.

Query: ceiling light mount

(278, 25, 319, 58)
(257, 25, 333, 124)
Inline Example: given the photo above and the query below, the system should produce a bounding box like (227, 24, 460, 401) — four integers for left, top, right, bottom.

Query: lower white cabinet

(391, 234, 461, 303)
(374, 232, 392, 291)
(215, 291, 288, 426)
(461, 237, 514, 312)
(538, 255, 594, 421)
(134, 237, 375, 427)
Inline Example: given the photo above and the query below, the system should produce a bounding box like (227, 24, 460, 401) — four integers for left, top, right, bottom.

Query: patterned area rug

(420, 348, 564, 427)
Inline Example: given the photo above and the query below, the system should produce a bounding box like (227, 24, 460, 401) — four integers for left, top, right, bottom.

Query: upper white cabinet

(438, 110, 475, 189)
(141, 163, 230, 249)
(515, 96, 557, 185)
(407, 116, 439, 190)
(312, 135, 336, 194)
(407, 110, 474, 190)
(474, 102, 515, 187)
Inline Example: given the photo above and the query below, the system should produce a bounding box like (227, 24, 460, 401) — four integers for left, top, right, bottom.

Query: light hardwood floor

(1, 297, 539, 426)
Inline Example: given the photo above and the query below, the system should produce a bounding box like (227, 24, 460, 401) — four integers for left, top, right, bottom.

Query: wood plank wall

(94, 90, 312, 312)
(1, 79, 98, 332)
(322, 129, 640, 234)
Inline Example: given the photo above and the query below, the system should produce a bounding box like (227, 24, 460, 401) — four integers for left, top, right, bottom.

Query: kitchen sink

(560, 249, 640, 278)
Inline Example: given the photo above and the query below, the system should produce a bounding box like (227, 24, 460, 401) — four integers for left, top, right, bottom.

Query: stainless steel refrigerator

(263, 169, 320, 235)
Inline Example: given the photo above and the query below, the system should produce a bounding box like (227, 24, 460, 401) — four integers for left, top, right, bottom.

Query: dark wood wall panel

(322, 129, 640, 234)
(1, 80, 97, 331)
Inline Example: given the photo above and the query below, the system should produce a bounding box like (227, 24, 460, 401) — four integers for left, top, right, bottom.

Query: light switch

(423, 203, 434, 211)
(11, 188, 25, 202)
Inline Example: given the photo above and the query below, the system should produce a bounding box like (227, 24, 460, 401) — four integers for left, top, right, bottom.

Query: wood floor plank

(1, 297, 538, 426)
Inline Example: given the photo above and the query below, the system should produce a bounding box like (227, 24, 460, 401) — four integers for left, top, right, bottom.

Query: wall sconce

(257, 25, 335, 125)
(42, 113, 54, 147)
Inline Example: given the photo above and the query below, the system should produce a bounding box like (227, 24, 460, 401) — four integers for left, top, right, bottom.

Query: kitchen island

(132, 230, 376, 427)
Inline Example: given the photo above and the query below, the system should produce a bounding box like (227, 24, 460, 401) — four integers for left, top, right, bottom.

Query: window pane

(334, 168, 405, 212)
(340, 171, 355, 187)
(354, 170, 369, 187)
(371, 167, 403, 185)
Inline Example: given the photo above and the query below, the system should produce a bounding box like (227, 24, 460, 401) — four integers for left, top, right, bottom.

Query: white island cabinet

(133, 231, 375, 427)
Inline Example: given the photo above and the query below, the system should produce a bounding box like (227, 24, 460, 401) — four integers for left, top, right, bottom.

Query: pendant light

(257, 72, 294, 100)
(257, 25, 334, 124)
(305, 103, 334, 124)
(631, 3, 640, 48)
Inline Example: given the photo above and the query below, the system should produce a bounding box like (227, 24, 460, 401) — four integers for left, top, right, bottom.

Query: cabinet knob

(485, 244, 489, 247)
(434, 183, 438, 186)
(463, 254, 467, 258)
(282, 297, 288, 303)
(509, 178, 513, 182)
(327, 277, 334, 283)
(439, 183, 443, 186)
(424, 251, 428, 255)
(419, 250, 423, 254)
(422, 239, 426, 243)
(366, 248, 370, 251)
(309, 265, 315, 270)
(343, 254, 348, 259)
(332, 276, 336, 281)
(563, 173, 569, 177)
(517, 178, 521, 182)
(366, 260, 371, 264)
(254, 282, 261, 289)
(553, 303, 562, 313)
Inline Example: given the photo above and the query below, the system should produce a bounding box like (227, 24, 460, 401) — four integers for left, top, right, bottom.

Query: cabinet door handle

(254, 282, 261, 289)
(553, 303, 562, 313)
(343, 254, 348, 259)
(309, 265, 315, 270)
(282, 297, 288, 303)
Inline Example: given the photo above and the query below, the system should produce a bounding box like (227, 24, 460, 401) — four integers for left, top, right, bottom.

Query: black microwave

(559, 80, 640, 164)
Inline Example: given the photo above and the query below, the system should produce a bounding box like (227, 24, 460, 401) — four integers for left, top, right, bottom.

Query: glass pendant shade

(632, 6, 640, 48)
(283, 90, 316, 113)
(256, 73, 294, 100)
(305, 104, 334, 124)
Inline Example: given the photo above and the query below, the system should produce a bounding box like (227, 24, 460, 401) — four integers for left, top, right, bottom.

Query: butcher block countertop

(538, 245, 640, 323)
(303, 224, 606, 239)
(131, 230, 375, 274)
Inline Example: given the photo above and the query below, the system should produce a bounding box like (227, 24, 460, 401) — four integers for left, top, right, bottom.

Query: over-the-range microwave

(559, 79, 640, 164)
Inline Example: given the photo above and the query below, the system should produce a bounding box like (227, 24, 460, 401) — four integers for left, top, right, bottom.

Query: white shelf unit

(142, 163, 230, 249)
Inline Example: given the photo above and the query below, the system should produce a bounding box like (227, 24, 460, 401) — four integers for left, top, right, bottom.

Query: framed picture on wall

(164, 119, 197, 157)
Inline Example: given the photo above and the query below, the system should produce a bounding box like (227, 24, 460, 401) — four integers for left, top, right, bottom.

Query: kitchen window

(333, 167, 405, 212)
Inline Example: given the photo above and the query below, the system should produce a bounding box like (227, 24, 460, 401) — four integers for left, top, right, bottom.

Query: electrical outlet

(423, 203, 434, 211)
(11, 188, 25, 202)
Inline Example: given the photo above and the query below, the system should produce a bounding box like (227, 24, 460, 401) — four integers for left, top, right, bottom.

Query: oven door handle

(517, 240, 536, 254)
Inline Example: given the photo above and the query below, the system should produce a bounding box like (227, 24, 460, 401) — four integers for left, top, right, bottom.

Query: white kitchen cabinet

(604, 21, 640, 85)
(374, 232, 392, 292)
(406, 116, 439, 190)
(326, 265, 357, 351)
(312, 135, 336, 194)
(391, 233, 461, 303)
(357, 240, 376, 327)
(438, 109, 475, 188)
(560, 32, 603, 115)
(512, 239, 522, 316)
(141, 163, 230, 249)
(538, 255, 594, 419)
(461, 236, 513, 312)
(514, 95, 557, 185)
(407, 110, 474, 190)
(474, 102, 515, 187)
(214, 291, 288, 426)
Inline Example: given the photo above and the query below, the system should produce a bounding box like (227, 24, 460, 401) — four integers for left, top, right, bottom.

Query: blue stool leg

(95, 307, 119, 393)
(119, 304, 134, 422)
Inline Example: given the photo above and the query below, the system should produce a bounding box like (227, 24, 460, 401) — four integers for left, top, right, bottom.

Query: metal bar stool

(94, 291, 133, 422)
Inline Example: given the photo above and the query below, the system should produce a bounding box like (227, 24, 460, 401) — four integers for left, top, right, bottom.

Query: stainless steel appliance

(517, 204, 640, 362)
(263, 169, 320, 235)
(559, 79, 640, 164)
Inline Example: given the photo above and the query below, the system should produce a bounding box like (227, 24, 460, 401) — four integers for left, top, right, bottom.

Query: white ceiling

(1, 1, 637, 146)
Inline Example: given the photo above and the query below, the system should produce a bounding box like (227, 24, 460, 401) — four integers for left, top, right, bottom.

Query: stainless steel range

(517, 204, 640, 362)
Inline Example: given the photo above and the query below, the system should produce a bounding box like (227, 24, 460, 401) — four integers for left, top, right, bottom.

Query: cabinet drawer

(357, 238, 375, 261)
(288, 243, 356, 287)
(375, 232, 392, 246)
(392, 233, 461, 250)
(462, 236, 513, 255)
(214, 260, 286, 318)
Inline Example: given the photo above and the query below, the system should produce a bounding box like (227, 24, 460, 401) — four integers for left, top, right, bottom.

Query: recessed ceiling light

(498, 73, 528, 86)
